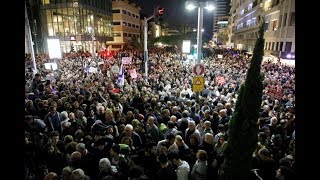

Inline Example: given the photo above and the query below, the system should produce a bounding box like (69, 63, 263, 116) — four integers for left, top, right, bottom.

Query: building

(229, 0, 295, 60)
(107, 0, 141, 51)
(26, 0, 114, 55)
(213, 0, 231, 42)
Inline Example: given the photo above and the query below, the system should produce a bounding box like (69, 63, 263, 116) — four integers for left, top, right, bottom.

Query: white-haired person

(98, 158, 119, 179)
(119, 124, 142, 150)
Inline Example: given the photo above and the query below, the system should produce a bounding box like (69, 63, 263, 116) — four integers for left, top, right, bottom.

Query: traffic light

(154, 6, 164, 24)
(157, 7, 164, 16)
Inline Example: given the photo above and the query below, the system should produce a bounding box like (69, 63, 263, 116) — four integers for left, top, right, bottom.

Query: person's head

(71, 168, 85, 180)
(217, 124, 225, 133)
(170, 115, 177, 123)
(167, 121, 175, 129)
(204, 110, 211, 118)
(219, 109, 227, 118)
(147, 116, 155, 126)
(196, 149, 208, 161)
(49, 106, 57, 115)
(64, 135, 74, 144)
(270, 117, 278, 126)
(99, 158, 111, 173)
(204, 121, 211, 129)
(50, 131, 60, 145)
(167, 134, 176, 145)
(124, 124, 134, 137)
(110, 144, 120, 156)
(188, 120, 196, 130)
(258, 148, 272, 161)
(44, 172, 59, 180)
(158, 153, 168, 165)
(276, 166, 294, 180)
(175, 135, 183, 146)
(98, 106, 105, 115)
(169, 152, 181, 166)
(76, 143, 86, 156)
(62, 166, 72, 180)
(204, 133, 214, 145)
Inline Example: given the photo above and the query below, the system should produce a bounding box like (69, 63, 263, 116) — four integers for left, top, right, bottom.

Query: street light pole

(25, 3, 37, 75)
(91, 27, 95, 58)
(196, 3, 204, 64)
(143, 15, 154, 82)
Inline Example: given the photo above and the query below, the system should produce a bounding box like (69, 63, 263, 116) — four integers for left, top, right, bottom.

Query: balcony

(234, 22, 259, 33)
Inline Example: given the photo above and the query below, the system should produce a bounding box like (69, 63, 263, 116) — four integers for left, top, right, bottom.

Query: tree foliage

(220, 20, 265, 180)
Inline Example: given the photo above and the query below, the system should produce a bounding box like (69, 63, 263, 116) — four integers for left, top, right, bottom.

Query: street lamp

(185, 0, 214, 64)
(88, 26, 95, 57)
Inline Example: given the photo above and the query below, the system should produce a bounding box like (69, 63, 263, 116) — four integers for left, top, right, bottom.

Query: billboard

(182, 40, 191, 53)
(47, 39, 62, 59)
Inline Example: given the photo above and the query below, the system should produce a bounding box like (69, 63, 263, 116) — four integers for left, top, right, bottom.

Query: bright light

(47, 39, 61, 59)
(186, 4, 197, 10)
(44, 63, 58, 70)
(88, 26, 92, 31)
(286, 54, 292, 59)
(201, 29, 205, 32)
(204, 1, 215, 11)
(185, 1, 198, 10)
(182, 40, 191, 53)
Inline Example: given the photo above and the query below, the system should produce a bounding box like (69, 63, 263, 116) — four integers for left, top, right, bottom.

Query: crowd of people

(24, 49, 295, 180)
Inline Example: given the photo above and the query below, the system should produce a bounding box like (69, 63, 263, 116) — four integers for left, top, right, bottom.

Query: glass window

(43, 0, 50, 4)
(264, 22, 269, 32)
(283, 13, 287, 26)
(271, 42, 275, 51)
(128, 12, 131, 16)
(123, 22, 127, 26)
(271, 20, 277, 31)
(112, 9, 120, 13)
(113, 21, 121, 25)
(128, 34, 132, 37)
(279, 42, 283, 51)
(128, 23, 132, 27)
(290, 12, 295, 26)
(285, 42, 292, 52)
(112, 45, 122, 48)
(122, 10, 127, 14)
(278, 15, 282, 28)
(123, 33, 128, 37)
(265, 42, 268, 50)
(136, 15, 139, 18)
(47, 23, 54, 36)
(112, 33, 121, 37)
(276, 42, 279, 51)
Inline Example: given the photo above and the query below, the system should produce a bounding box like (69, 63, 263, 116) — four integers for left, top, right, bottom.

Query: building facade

(27, 0, 114, 54)
(229, 0, 295, 60)
(213, 0, 231, 43)
(107, 0, 141, 51)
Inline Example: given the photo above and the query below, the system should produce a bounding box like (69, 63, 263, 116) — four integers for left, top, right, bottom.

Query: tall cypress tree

(220, 21, 265, 180)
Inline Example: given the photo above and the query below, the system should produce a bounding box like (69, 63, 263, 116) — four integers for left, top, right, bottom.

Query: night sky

(134, 0, 214, 39)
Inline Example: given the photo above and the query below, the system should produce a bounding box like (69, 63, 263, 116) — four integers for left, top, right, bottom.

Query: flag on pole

(117, 63, 125, 86)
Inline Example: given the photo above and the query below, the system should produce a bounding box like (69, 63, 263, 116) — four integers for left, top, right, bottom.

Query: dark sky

(134, 0, 214, 39)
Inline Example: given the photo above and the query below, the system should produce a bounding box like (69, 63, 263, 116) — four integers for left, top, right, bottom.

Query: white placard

(122, 57, 132, 64)
(88, 67, 98, 73)
(47, 39, 62, 59)
(182, 40, 191, 53)
(218, 54, 223, 59)
(44, 63, 58, 70)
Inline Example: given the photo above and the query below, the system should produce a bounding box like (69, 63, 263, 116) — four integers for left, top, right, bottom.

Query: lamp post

(25, 2, 37, 75)
(185, 0, 215, 64)
(88, 26, 95, 57)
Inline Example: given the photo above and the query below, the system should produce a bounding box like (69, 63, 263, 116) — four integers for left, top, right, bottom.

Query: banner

(129, 69, 137, 79)
(122, 57, 132, 64)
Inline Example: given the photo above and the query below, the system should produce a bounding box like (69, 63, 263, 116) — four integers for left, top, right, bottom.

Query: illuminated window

(271, 19, 277, 31)
(43, 0, 50, 4)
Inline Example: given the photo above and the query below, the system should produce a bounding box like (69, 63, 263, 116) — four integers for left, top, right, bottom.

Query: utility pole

(25, 2, 37, 75)
(143, 15, 154, 82)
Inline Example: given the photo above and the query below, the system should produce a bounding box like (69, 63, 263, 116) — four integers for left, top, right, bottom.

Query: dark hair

(158, 154, 168, 164)
(168, 152, 180, 160)
(166, 133, 175, 140)
(167, 121, 175, 129)
(111, 144, 121, 154)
